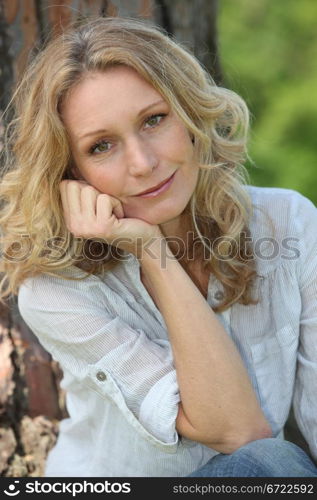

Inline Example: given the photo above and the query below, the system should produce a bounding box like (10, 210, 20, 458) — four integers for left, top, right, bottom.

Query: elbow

(177, 403, 273, 455)
(210, 420, 273, 455)
(239, 419, 273, 448)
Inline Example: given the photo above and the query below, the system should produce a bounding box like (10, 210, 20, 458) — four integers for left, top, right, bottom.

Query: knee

(196, 438, 317, 477)
(232, 437, 306, 462)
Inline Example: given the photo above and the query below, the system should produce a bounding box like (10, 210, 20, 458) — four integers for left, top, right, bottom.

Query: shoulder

(246, 184, 315, 214)
(244, 185, 317, 275)
(246, 185, 316, 236)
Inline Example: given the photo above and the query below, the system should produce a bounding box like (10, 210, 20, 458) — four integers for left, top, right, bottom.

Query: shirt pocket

(250, 324, 299, 433)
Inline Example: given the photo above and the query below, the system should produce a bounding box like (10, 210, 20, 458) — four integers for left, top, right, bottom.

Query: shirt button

(96, 370, 107, 382)
(214, 290, 224, 301)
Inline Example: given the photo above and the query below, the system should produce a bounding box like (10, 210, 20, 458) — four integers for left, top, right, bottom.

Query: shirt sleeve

(18, 272, 180, 449)
(292, 193, 317, 462)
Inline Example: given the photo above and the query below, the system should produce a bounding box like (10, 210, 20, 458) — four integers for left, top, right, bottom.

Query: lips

(135, 172, 175, 196)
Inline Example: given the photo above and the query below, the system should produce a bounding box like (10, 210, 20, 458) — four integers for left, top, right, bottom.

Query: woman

(0, 17, 316, 477)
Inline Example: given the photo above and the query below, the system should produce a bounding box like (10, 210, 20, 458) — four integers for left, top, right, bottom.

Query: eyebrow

(78, 99, 166, 141)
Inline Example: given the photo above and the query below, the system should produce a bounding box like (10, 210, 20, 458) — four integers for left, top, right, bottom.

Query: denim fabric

(188, 439, 317, 477)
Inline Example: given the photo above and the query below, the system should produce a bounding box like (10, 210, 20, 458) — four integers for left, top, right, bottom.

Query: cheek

(173, 133, 195, 164)
(86, 170, 124, 196)
(157, 120, 193, 155)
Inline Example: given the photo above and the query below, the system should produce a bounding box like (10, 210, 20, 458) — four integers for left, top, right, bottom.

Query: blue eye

(89, 139, 111, 155)
(144, 113, 166, 128)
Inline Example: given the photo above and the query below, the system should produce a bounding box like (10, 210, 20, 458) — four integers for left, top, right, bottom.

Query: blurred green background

(218, 0, 317, 205)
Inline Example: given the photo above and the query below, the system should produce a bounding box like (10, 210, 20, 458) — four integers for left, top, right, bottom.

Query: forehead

(61, 66, 166, 126)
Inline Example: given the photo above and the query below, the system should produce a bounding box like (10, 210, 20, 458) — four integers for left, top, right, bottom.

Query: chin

(133, 213, 175, 225)
(124, 197, 190, 226)
(145, 213, 188, 230)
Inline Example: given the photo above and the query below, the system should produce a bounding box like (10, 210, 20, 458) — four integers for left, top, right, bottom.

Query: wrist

(139, 235, 175, 271)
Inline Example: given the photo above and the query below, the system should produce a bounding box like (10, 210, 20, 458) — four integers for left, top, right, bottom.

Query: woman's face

(61, 66, 199, 227)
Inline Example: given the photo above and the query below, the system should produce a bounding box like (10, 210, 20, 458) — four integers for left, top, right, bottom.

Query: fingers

(59, 180, 125, 239)
(59, 180, 71, 226)
(60, 180, 81, 218)
(113, 202, 125, 220)
(80, 185, 98, 218)
(58, 180, 161, 255)
(60, 180, 97, 217)
(96, 194, 125, 221)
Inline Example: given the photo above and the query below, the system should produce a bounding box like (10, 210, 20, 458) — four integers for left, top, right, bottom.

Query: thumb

(111, 198, 125, 219)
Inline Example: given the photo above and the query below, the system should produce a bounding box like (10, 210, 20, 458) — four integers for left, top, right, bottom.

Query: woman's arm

(140, 237, 272, 453)
(58, 179, 271, 451)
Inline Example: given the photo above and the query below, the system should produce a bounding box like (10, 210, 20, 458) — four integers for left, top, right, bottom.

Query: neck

(159, 211, 191, 238)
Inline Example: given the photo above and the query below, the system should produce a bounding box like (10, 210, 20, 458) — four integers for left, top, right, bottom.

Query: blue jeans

(187, 438, 317, 477)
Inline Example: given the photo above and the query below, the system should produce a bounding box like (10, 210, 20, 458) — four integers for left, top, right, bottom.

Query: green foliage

(218, 0, 317, 204)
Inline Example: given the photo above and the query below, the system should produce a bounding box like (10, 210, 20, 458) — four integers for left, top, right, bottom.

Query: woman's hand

(59, 179, 163, 257)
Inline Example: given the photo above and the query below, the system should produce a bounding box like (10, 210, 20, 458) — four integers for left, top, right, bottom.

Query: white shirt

(18, 186, 317, 477)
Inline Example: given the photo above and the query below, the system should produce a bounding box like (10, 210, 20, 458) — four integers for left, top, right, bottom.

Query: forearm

(140, 237, 272, 449)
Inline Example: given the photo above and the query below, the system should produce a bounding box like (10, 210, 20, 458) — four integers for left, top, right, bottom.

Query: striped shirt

(18, 186, 317, 476)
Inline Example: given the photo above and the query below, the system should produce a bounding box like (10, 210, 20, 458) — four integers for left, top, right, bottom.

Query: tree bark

(0, 299, 66, 476)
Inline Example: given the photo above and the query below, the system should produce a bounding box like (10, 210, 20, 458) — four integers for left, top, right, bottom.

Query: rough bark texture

(0, 0, 311, 477)
(0, 299, 67, 476)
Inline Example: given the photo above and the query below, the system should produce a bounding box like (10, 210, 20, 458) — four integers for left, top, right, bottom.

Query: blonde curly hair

(0, 16, 259, 312)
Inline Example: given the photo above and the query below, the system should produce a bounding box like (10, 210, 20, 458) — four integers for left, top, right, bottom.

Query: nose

(124, 135, 158, 176)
